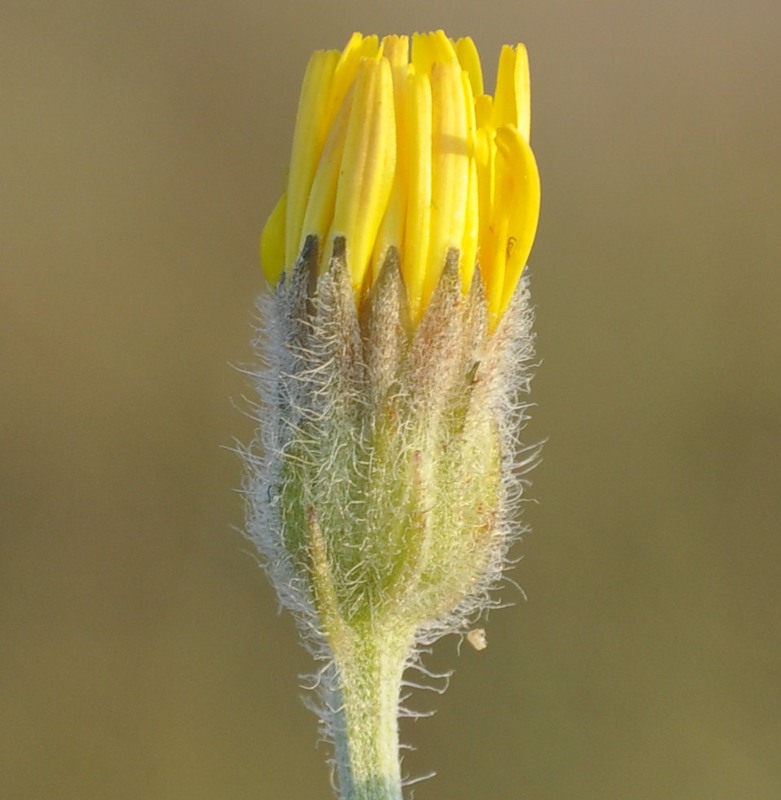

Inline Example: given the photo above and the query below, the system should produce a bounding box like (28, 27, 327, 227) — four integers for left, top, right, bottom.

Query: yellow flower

(249, 32, 543, 800)
(260, 31, 540, 327)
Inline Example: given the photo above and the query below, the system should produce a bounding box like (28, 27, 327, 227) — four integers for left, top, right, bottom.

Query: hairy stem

(331, 627, 413, 800)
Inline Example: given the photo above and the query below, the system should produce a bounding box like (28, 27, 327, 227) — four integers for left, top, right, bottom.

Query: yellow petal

(371, 36, 411, 281)
(474, 125, 496, 265)
(494, 44, 531, 141)
(299, 84, 354, 257)
(515, 44, 531, 143)
(460, 156, 479, 295)
(326, 34, 380, 133)
(424, 59, 470, 308)
(459, 68, 478, 293)
(493, 45, 515, 128)
(327, 57, 397, 291)
(285, 49, 339, 265)
(475, 125, 504, 320)
(401, 67, 432, 321)
(411, 30, 456, 76)
(494, 124, 540, 317)
(455, 37, 484, 97)
(379, 33, 410, 66)
(474, 93, 493, 129)
(260, 191, 287, 284)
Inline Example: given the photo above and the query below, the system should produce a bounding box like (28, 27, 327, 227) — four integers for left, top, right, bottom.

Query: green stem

(331, 627, 413, 800)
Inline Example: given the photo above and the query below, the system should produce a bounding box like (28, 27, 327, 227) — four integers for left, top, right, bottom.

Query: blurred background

(2, 0, 780, 798)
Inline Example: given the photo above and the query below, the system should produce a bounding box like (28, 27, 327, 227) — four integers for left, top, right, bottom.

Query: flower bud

(245, 31, 541, 797)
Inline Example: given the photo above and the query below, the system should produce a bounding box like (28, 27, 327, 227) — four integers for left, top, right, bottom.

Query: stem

(331, 626, 413, 800)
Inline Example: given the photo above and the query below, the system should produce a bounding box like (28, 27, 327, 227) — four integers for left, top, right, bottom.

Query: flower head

(247, 32, 541, 800)
(261, 31, 540, 326)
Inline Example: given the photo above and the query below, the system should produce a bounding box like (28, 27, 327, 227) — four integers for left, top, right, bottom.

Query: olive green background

(3, 1, 780, 798)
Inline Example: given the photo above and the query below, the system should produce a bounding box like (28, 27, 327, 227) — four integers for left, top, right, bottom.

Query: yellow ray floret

(260, 31, 540, 328)
(326, 57, 396, 292)
(284, 49, 338, 266)
(260, 191, 286, 285)
(401, 68, 432, 317)
(494, 44, 531, 141)
(370, 35, 410, 285)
